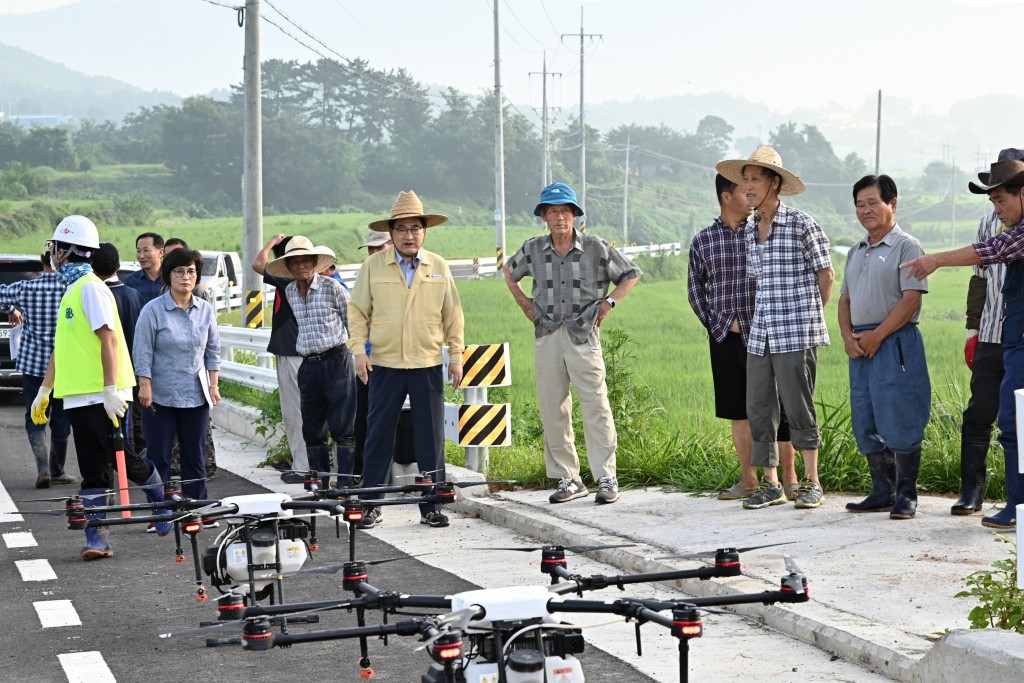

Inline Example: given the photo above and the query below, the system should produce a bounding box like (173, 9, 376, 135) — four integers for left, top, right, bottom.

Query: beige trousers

(534, 325, 617, 482)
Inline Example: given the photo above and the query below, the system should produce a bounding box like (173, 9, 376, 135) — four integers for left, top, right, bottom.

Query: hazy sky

(1, 0, 1021, 117)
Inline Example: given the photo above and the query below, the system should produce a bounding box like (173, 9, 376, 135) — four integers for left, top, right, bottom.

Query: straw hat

(264, 236, 335, 277)
(368, 191, 448, 232)
(969, 149, 1024, 194)
(716, 146, 806, 196)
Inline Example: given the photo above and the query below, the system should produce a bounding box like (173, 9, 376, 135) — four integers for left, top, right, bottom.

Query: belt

(304, 346, 344, 363)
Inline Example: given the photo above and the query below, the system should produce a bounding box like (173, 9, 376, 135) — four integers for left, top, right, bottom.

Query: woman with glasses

(133, 248, 221, 505)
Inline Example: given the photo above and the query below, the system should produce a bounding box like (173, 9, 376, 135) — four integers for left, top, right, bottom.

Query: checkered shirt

(688, 217, 756, 344)
(975, 216, 1024, 267)
(285, 274, 350, 357)
(973, 213, 1006, 343)
(744, 203, 832, 355)
(0, 273, 65, 377)
(507, 230, 642, 343)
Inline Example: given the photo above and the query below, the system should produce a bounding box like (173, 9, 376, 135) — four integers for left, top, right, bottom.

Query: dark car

(0, 254, 45, 389)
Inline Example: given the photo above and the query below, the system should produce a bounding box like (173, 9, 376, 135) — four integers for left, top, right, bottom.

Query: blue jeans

(849, 325, 930, 455)
(22, 373, 70, 441)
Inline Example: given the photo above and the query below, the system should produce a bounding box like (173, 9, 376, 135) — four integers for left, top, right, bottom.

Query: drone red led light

(183, 520, 203, 535)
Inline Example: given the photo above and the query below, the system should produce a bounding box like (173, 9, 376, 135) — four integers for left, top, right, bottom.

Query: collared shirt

(973, 212, 1007, 343)
(396, 249, 421, 287)
(840, 224, 927, 326)
(975, 216, 1024, 266)
(687, 217, 756, 344)
(506, 229, 643, 343)
(133, 292, 221, 408)
(286, 274, 350, 357)
(745, 203, 832, 355)
(124, 268, 164, 305)
(0, 272, 65, 377)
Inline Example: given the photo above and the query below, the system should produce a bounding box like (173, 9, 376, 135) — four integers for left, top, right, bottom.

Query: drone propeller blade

(159, 619, 248, 639)
(452, 480, 517, 488)
(19, 509, 72, 516)
(783, 554, 804, 575)
(18, 491, 110, 504)
(655, 540, 796, 561)
(289, 553, 436, 576)
(471, 543, 635, 554)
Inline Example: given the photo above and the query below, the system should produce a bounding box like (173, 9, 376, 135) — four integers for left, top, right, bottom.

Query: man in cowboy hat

(716, 146, 834, 510)
(347, 191, 465, 529)
(504, 182, 642, 505)
(840, 175, 930, 520)
(903, 148, 1024, 529)
(265, 235, 357, 489)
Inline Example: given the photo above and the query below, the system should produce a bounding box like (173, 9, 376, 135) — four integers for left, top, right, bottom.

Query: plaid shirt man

(974, 216, 1024, 268)
(286, 273, 350, 357)
(688, 217, 756, 345)
(744, 203, 832, 355)
(506, 230, 642, 344)
(0, 273, 65, 377)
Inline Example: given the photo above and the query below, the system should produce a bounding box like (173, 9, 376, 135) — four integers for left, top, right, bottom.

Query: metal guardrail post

(463, 386, 489, 474)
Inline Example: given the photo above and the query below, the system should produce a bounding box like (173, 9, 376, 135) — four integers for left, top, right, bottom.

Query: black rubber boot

(952, 421, 990, 515)
(890, 450, 921, 520)
(29, 431, 50, 488)
(846, 451, 895, 512)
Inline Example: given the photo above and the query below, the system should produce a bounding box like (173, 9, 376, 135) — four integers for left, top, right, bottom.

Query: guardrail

(210, 243, 681, 314)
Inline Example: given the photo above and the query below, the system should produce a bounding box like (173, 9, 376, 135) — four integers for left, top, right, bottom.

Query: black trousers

(66, 402, 150, 490)
(964, 341, 1004, 427)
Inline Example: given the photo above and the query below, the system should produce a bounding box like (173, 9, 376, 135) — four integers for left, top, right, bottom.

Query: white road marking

(15, 558, 57, 581)
(34, 599, 81, 628)
(0, 476, 25, 523)
(58, 651, 117, 683)
(3, 531, 37, 548)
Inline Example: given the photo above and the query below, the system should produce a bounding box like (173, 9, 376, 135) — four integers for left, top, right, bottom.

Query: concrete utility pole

(529, 53, 560, 189)
(875, 89, 881, 175)
(241, 0, 264, 328)
(563, 8, 601, 220)
(622, 131, 630, 243)
(492, 0, 507, 272)
(951, 159, 957, 247)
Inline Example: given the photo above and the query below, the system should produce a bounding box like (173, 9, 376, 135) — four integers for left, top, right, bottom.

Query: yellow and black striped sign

(461, 343, 511, 388)
(495, 246, 505, 269)
(244, 290, 264, 328)
(458, 403, 510, 447)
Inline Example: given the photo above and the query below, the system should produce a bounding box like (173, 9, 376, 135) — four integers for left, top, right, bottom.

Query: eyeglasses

(392, 226, 424, 235)
(172, 268, 198, 279)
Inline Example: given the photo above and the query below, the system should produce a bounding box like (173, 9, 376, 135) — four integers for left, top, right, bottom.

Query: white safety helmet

(51, 215, 100, 250)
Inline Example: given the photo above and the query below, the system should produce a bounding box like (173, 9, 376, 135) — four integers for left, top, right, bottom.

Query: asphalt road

(0, 391, 656, 683)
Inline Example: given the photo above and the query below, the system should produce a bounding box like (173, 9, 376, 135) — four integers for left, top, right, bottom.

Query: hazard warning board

(443, 402, 511, 447)
(444, 343, 511, 388)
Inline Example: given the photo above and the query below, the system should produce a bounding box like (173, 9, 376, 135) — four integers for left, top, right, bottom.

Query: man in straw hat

(716, 146, 834, 510)
(347, 191, 465, 529)
(504, 182, 642, 505)
(903, 148, 1024, 529)
(264, 235, 357, 489)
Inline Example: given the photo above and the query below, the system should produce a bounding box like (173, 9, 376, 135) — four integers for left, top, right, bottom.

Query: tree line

(0, 56, 889, 244)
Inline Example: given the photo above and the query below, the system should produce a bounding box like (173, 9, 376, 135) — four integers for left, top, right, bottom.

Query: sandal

(717, 482, 756, 500)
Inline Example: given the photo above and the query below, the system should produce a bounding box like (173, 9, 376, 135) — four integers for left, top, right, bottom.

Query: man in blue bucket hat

(504, 182, 642, 505)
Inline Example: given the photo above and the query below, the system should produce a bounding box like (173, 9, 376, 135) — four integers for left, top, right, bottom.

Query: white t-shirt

(62, 279, 134, 410)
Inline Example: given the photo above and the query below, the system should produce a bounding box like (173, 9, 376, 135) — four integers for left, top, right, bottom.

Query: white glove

(102, 385, 128, 425)
(30, 385, 52, 425)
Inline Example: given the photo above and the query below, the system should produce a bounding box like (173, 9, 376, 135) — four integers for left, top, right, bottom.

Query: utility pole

(529, 53, 560, 188)
(622, 131, 630, 243)
(563, 8, 601, 220)
(951, 158, 957, 247)
(241, 0, 264, 328)
(874, 89, 881, 175)
(492, 0, 507, 277)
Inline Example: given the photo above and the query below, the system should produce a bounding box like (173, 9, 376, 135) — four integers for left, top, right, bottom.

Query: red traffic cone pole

(111, 419, 131, 519)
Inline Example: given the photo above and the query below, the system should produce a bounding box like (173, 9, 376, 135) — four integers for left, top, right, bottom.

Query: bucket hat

(358, 230, 391, 250)
(534, 182, 583, 217)
(264, 236, 335, 277)
(368, 191, 448, 232)
(716, 146, 806, 196)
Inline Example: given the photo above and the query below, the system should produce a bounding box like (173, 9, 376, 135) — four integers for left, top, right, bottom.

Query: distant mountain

(0, 42, 181, 123)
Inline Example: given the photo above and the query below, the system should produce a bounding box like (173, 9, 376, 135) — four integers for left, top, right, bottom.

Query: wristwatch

(604, 296, 616, 308)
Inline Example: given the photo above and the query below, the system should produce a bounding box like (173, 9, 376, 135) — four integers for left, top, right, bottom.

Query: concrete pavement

(211, 400, 1024, 681)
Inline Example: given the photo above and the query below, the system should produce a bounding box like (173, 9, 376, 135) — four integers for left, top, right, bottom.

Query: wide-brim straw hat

(368, 191, 448, 232)
(716, 145, 806, 196)
(969, 157, 1024, 195)
(265, 235, 336, 277)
